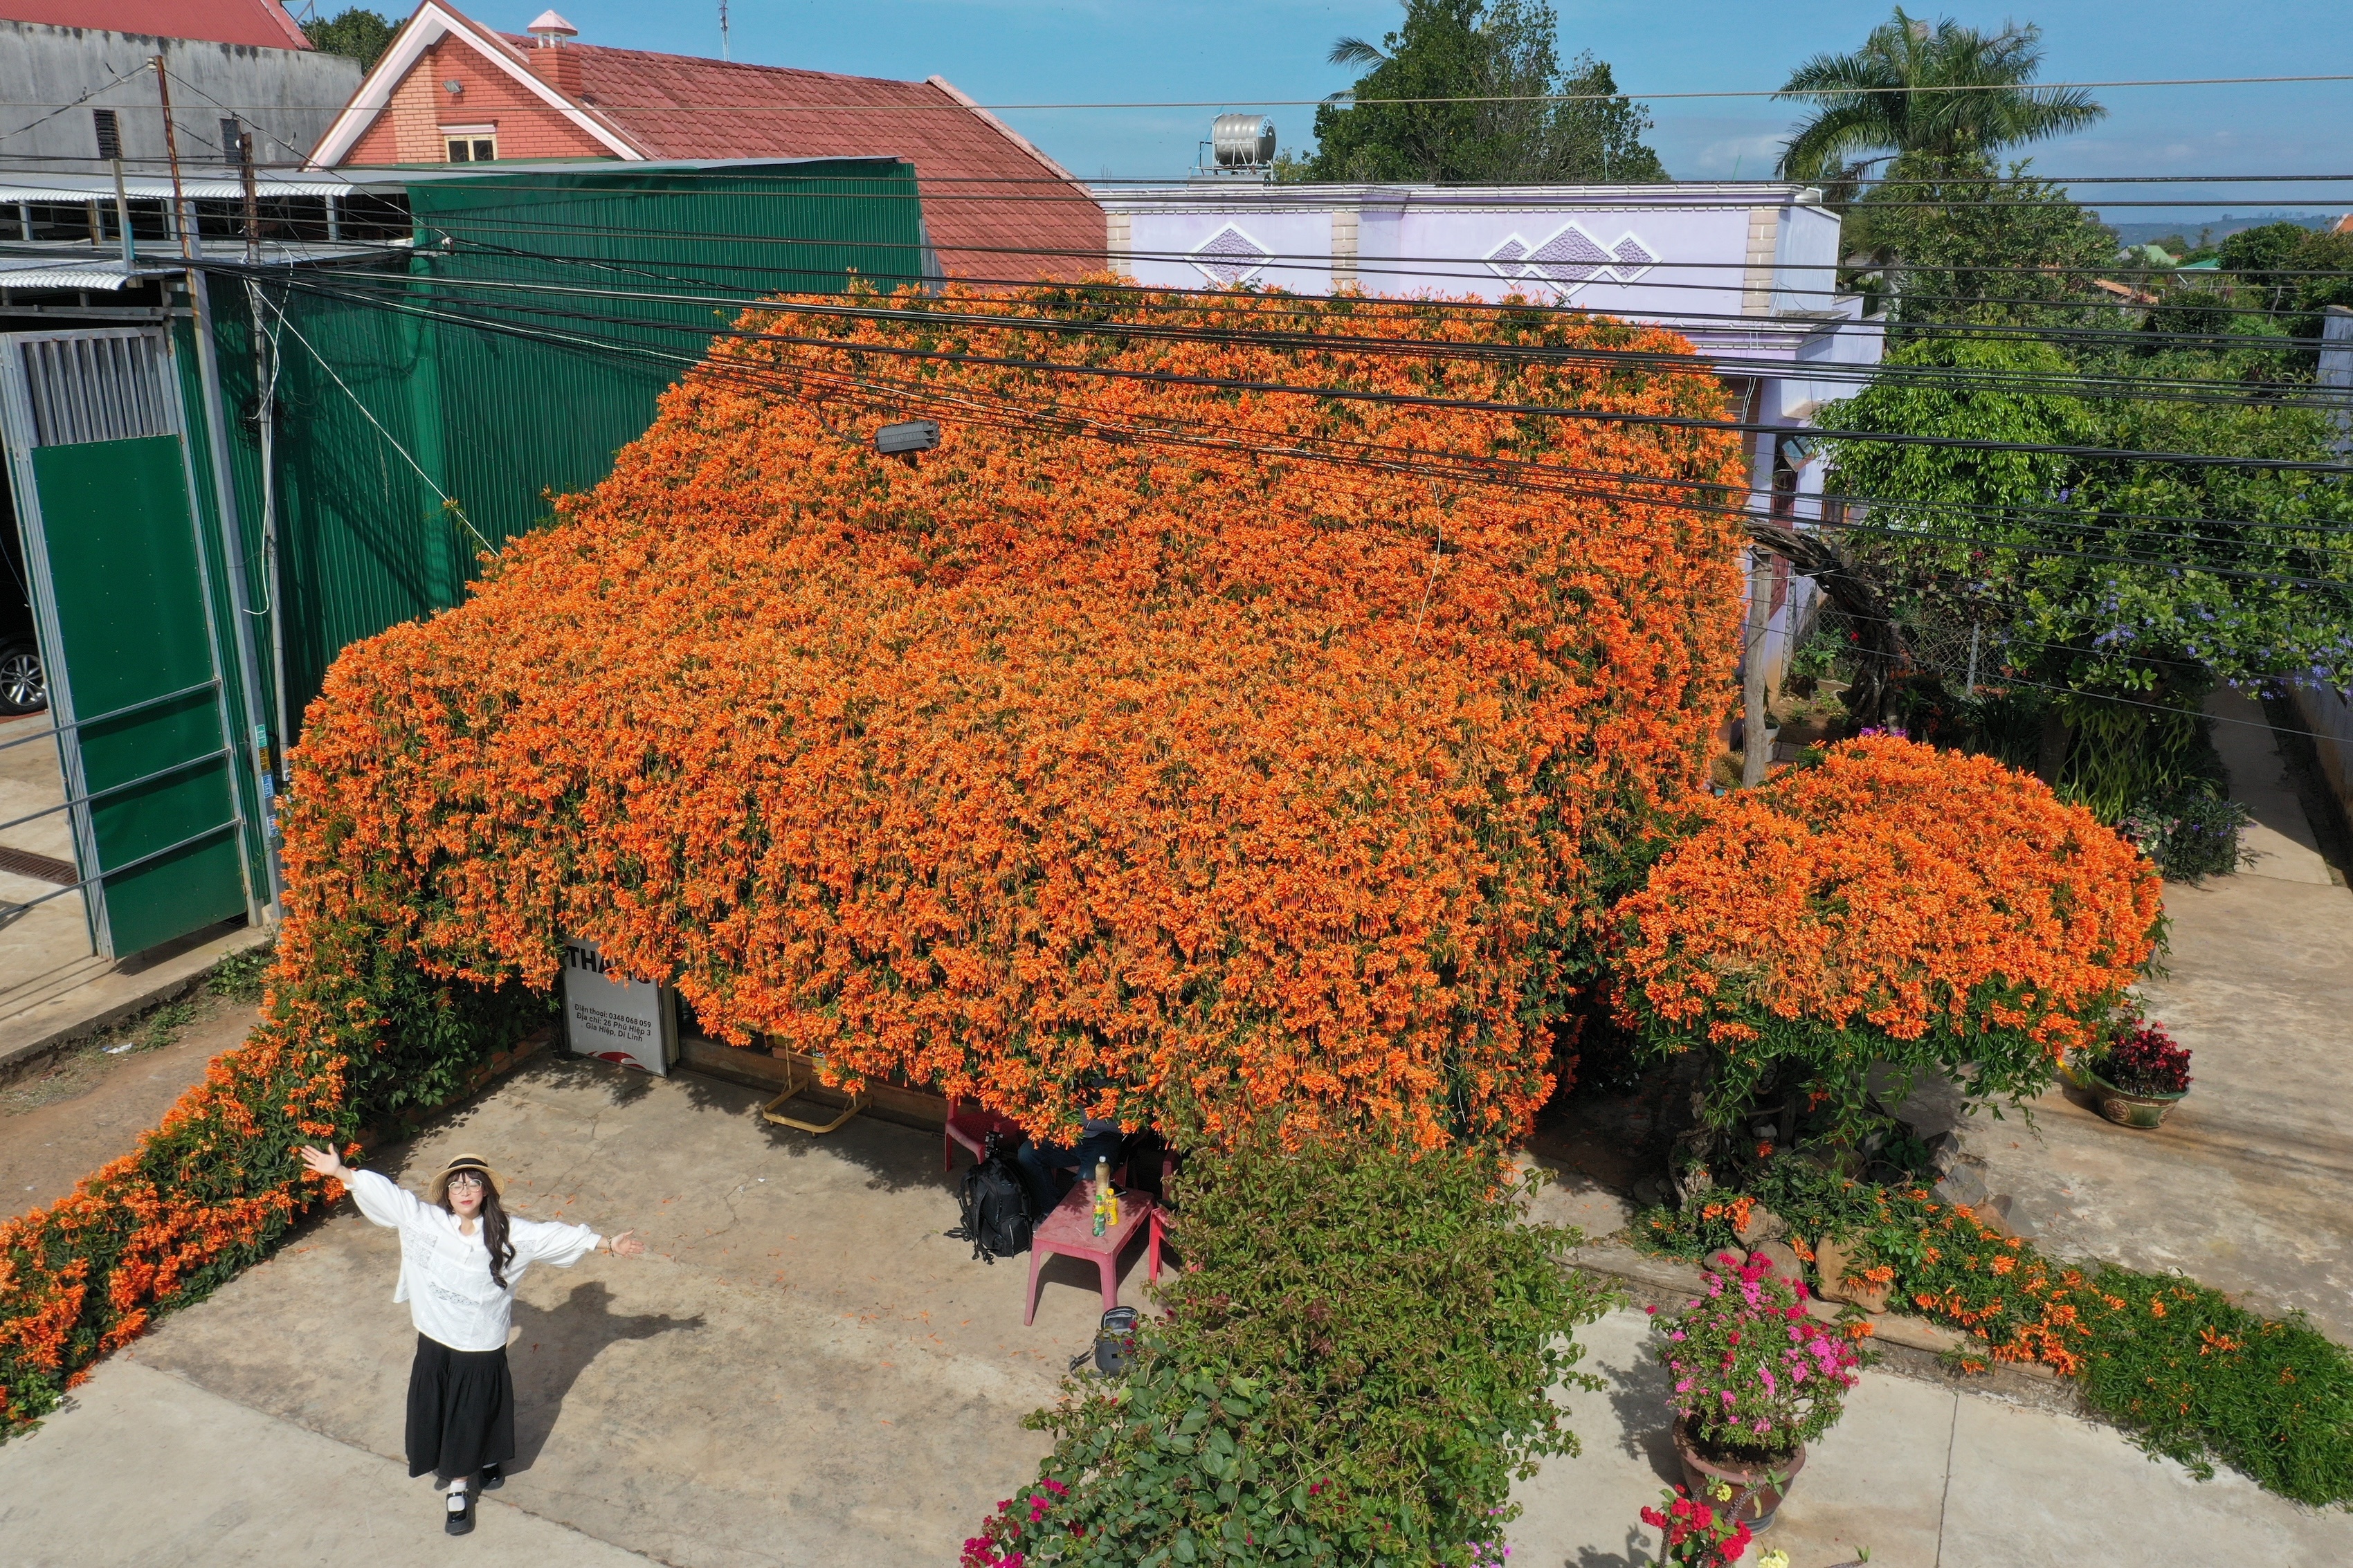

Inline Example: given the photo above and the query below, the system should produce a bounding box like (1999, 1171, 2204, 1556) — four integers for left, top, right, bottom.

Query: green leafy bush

(963, 1135, 1612, 1567)
(2075, 1268, 2353, 1506)
(2117, 788, 2255, 882)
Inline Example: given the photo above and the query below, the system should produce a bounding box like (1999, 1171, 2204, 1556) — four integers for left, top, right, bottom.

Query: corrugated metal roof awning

(0, 175, 363, 203)
(0, 158, 910, 208)
(0, 255, 161, 291)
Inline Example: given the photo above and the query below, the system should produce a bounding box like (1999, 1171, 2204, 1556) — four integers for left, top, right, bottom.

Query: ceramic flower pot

(2087, 1070, 2186, 1129)
(1672, 1416, 1806, 1531)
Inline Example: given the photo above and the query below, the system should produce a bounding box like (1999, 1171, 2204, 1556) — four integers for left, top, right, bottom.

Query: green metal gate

(0, 328, 255, 958)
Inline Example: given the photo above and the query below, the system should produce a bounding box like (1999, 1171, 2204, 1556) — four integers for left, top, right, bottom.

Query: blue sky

(520, 1, 2351, 223)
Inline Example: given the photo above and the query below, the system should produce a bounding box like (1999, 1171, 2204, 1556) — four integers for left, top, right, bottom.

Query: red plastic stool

(943, 1105, 1025, 1173)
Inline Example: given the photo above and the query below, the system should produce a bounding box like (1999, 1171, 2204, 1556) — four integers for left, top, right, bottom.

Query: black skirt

(405, 1333, 516, 1481)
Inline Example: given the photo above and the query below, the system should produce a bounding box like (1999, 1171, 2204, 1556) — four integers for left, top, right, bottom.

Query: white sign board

(561, 938, 675, 1075)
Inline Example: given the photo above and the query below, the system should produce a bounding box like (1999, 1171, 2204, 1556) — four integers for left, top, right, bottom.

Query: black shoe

(478, 1465, 504, 1492)
(446, 1486, 475, 1535)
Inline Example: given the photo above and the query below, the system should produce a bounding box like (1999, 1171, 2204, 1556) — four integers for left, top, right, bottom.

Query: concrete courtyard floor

(1963, 693, 2353, 1339)
(7, 1046, 2353, 1566)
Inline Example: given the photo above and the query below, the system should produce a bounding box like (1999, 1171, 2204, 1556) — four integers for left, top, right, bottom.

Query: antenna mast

(719, 0, 729, 60)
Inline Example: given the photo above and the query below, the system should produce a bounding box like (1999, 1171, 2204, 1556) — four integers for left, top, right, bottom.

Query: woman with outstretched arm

(297, 1145, 646, 1536)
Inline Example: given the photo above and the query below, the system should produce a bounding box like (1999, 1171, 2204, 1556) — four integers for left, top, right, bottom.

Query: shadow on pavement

(1604, 1344, 1681, 1486)
(507, 1279, 705, 1473)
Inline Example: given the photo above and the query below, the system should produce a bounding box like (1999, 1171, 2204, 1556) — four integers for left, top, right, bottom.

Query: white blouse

(347, 1169, 603, 1352)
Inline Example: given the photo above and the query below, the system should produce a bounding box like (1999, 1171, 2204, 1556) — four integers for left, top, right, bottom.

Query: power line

(8, 69, 2353, 113)
(216, 214, 2353, 356)
(252, 264, 2353, 591)
(287, 254, 2353, 411)
(256, 260, 2353, 520)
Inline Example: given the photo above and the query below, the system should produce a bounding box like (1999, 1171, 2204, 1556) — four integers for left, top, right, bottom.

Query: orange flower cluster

(282, 284, 1748, 1147)
(0, 922, 358, 1428)
(1609, 736, 2161, 1121)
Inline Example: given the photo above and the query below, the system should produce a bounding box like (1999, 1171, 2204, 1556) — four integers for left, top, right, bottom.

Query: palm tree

(1774, 8, 2104, 185)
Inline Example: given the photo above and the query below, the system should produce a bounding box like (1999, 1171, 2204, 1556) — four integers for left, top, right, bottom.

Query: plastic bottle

(1091, 1169, 1108, 1236)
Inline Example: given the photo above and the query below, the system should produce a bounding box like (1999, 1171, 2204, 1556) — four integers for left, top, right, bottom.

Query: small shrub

(2091, 1020, 2191, 1096)
(1651, 1252, 1860, 1462)
(206, 942, 275, 1005)
(1638, 1484, 1754, 1568)
(963, 1134, 1613, 1567)
(2117, 789, 2255, 882)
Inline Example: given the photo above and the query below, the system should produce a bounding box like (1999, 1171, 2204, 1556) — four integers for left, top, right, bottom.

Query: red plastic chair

(943, 1105, 1025, 1173)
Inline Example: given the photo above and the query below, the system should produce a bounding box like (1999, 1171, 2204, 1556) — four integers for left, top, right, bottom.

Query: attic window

(442, 127, 497, 164)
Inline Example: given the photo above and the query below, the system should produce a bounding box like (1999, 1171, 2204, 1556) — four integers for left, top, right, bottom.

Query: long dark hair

(442, 1172, 518, 1289)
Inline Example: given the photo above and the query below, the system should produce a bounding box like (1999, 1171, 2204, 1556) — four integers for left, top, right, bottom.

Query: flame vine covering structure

(300, 284, 1748, 1145)
(2, 284, 1745, 1427)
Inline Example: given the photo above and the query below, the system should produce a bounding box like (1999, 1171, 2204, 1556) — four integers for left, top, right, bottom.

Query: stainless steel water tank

(1210, 113, 1277, 168)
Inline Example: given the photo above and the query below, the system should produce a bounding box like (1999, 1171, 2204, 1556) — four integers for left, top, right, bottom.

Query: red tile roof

(0, 0, 312, 50)
(510, 39, 1101, 282)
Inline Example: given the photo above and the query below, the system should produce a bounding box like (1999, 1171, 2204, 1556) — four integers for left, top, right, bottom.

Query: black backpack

(947, 1132, 1035, 1264)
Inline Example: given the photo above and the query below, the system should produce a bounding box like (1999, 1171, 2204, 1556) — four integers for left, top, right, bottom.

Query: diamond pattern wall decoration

(1527, 226, 1610, 286)
(1487, 235, 1532, 282)
(1484, 222, 1663, 299)
(1609, 235, 1658, 283)
(1192, 224, 1273, 286)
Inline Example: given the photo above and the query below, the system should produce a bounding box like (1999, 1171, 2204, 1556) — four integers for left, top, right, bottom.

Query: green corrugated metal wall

(208, 158, 924, 734)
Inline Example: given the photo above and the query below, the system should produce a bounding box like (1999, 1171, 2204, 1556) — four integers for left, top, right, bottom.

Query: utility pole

(1741, 547, 1772, 787)
(162, 55, 284, 922)
(719, 0, 729, 60)
(152, 55, 195, 257)
(235, 118, 260, 264)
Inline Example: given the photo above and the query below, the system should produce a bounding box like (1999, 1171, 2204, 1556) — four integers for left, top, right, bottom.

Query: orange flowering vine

(281, 282, 1750, 1150)
(6, 281, 1752, 1431)
(1608, 736, 2161, 1133)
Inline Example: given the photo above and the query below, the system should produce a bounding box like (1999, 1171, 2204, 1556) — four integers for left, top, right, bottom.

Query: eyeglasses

(446, 1172, 486, 1191)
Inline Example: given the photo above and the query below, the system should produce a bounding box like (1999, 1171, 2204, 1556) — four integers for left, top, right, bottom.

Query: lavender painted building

(1098, 181, 1887, 688)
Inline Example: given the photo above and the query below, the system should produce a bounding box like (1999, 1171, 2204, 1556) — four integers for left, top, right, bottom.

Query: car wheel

(0, 641, 46, 715)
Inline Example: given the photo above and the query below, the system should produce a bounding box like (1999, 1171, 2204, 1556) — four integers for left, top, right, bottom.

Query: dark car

(0, 476, 48, 715)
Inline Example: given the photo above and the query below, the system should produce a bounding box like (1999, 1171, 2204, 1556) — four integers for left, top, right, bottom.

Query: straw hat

(427, 1154, 505, 1205)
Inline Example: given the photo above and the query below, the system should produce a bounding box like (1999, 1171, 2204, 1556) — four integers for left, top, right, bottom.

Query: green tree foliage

(2220, 221, 2353, 349)
(1303, 1, 1664, 183)
(1774, 7, 2104, 186)
(1819, 332, 2353, 811)
(961, 1135, 1610, 1567)
(1842, 152, 2118, 325)
(302, 8, 397, 69)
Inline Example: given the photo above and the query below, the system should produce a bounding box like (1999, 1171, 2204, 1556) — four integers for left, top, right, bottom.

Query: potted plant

(2083, 1019, 2192, 1129)
(1637, 1482, 1753, 1567)
(1650, 1252, 1863, 1530)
